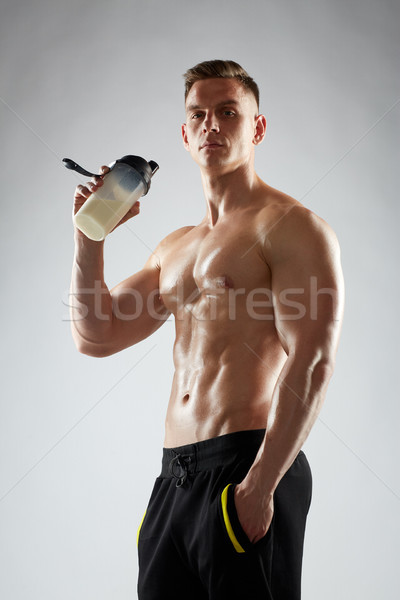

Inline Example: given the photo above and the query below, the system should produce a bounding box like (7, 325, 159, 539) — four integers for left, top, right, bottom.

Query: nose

(202, 113, 220, 133)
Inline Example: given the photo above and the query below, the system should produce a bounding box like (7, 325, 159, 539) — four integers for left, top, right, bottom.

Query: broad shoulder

(258, 187, 340, 266)
(159, 225, 196, 247)
(148, 225, 196, 268)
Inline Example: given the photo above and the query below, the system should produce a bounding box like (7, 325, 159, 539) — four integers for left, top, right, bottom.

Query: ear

(252, 114, 267, 145)
(181, 123, 190, 151)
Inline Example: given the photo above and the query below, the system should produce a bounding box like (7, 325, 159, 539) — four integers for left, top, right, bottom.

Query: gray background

(1, 0, 399, 598)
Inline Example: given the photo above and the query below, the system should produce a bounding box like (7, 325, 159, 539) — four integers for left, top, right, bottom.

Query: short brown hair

(183, 59, 260, 109)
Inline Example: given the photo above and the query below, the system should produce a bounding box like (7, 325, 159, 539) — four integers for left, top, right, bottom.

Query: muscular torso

(159, 187, 299, 447)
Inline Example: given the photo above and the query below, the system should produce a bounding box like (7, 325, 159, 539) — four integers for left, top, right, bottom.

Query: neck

(200, 162, 260, 227)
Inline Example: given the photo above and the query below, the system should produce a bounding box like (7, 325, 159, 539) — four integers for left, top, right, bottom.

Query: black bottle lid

(116, 155, 159, 195)
(62, 155, 159, 195)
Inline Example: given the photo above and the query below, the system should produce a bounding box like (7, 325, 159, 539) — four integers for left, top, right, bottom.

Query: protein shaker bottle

(63, 155, 159, 241)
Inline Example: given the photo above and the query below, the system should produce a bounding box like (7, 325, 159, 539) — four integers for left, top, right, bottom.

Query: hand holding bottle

(64, 155, 159, 241)
(73, 166, 141, 240)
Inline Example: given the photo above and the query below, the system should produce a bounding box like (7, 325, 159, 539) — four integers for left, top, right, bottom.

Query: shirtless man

(70, 60, 344, 599)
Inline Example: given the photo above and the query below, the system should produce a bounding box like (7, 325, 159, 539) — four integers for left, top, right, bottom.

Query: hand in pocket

(234, 481, 274, 544)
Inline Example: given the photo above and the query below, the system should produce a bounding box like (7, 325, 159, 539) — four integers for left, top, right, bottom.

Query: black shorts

(137, 429, 312, 599)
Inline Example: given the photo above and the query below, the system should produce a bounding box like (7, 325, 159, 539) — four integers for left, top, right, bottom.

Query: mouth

(200, 142, 223, 150)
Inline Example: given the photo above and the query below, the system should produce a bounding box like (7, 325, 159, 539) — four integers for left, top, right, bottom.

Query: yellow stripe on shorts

(221, 484, 246, 553)
(136, 510, 147, 547)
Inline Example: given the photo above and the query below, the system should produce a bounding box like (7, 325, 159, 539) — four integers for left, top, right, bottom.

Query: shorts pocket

(219, 483, 253, 554)
(136, 509, 147, 547)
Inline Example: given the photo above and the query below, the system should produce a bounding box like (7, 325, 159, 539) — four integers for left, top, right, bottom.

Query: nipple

(215, 275, 234, 289)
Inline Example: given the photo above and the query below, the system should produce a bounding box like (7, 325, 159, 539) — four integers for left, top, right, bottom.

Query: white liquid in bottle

(74, 163, 145, 241)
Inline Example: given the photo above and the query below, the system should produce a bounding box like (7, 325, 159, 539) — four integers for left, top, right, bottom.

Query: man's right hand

(72, 165, 142, 238)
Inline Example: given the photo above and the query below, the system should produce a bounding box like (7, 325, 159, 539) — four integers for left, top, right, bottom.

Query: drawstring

(168, 453, 192, 488)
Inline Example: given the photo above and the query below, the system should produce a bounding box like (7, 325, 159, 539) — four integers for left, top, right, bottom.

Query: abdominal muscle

(163, 306, 287, 447)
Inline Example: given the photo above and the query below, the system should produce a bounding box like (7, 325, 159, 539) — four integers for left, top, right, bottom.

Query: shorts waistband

(161, 429, 266, 486)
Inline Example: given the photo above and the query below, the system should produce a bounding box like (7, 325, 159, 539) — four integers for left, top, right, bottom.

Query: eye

(191, 112, 203, 119)
(223, 110, 235, 117)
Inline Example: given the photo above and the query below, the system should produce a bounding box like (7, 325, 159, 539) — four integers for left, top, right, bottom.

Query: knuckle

(74, 184, 89, 198)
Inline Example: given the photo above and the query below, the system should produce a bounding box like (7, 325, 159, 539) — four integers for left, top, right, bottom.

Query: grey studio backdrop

(0, 0, 399, 598)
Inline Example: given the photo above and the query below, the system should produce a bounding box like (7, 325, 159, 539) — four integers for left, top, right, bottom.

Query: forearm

(249, 353, 334, 494)
(70, 232, 113, 353)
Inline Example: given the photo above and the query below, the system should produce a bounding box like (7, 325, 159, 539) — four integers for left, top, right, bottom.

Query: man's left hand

(233, 478, 274, 544)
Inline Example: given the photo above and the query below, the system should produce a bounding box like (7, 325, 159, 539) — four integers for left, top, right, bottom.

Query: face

(182, 78, 266, 173)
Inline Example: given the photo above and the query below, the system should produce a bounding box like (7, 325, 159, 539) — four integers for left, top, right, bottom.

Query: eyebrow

(186, 99, 239, 112)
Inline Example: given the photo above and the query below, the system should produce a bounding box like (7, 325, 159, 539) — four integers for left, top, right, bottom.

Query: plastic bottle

(63, 155, 159, 241)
